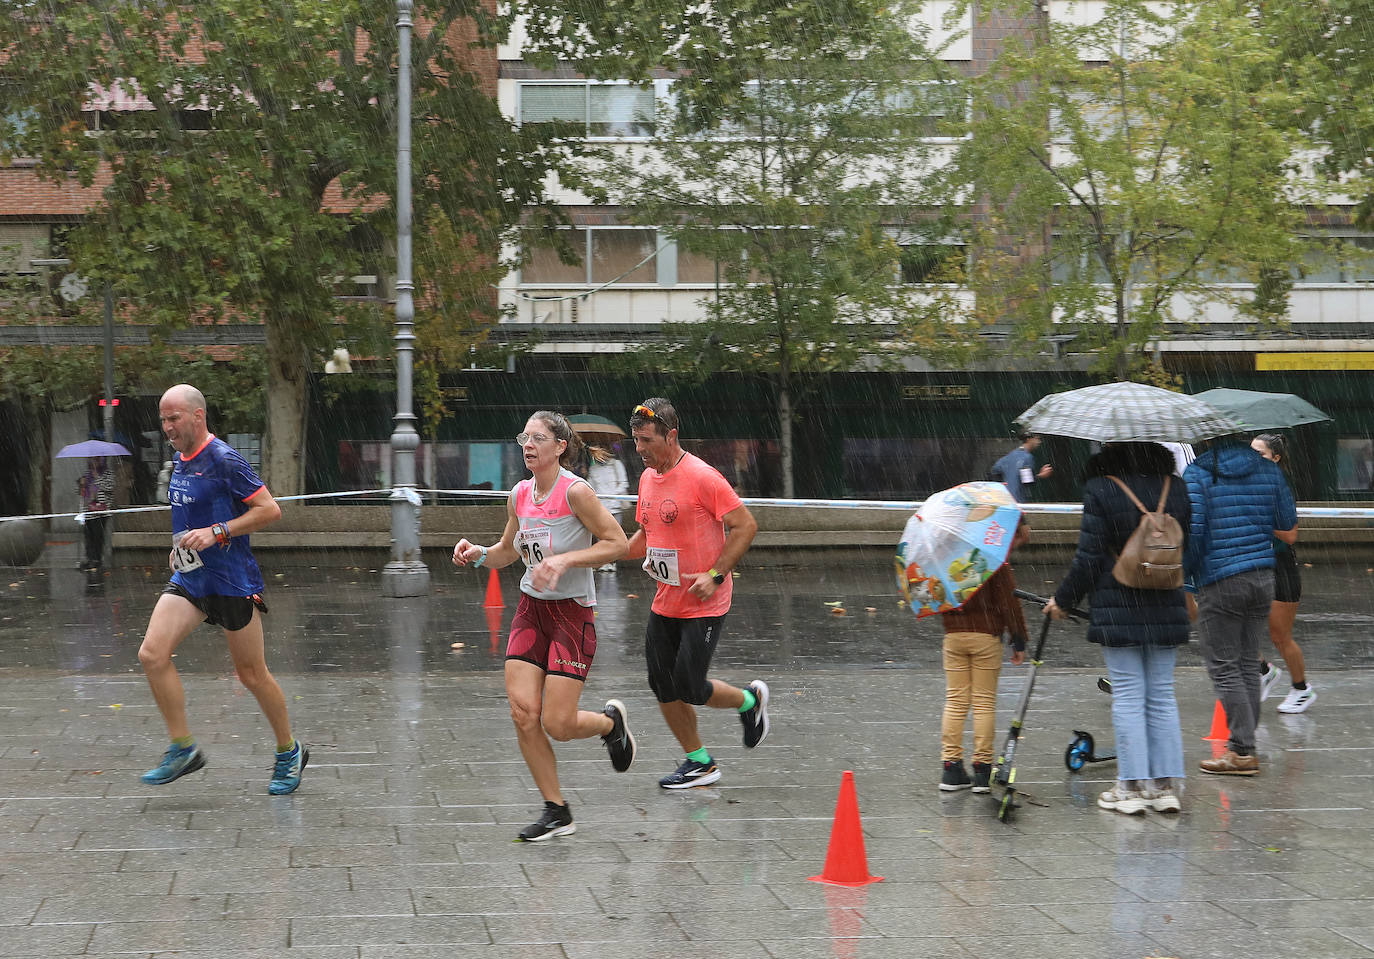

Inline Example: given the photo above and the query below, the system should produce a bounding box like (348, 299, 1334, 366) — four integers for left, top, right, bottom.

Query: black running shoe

(971, 762, 992, 793)
(939, 760, 971, 792)
(658, 757, 721, 789)
(516, 801, 575, 842)
(740, 679, 770, 748)
(601, 699, 636, 772)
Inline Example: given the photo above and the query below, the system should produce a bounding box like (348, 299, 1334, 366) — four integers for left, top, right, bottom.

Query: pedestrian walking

(1046, 443, 1191, 814)
(452, 410, 633, 841)
(938, 519, 1029, 793)
(625, 397, 769, 789)
(1250, 433, 1315, 713)
(136, 384, 307, 794)
(988, 433, 1053, 503)
(1183, 435, 1297, 776)
(78, 456, 115, 571)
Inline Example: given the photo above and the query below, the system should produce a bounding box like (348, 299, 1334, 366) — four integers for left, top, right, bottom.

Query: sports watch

(708, 568, 726, 585)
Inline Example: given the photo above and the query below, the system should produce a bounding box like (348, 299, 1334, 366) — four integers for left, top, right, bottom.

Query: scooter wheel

(1065, 740, 1088, 772)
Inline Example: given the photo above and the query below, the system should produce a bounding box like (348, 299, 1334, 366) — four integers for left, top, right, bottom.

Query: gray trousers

(1196, 568, 1275, 755)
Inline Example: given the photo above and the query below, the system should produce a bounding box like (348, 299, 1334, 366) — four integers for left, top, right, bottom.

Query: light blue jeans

(1101, 644, 1185, 782)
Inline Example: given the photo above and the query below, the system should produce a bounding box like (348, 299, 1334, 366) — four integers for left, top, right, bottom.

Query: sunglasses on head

(632, 404, 657, 419)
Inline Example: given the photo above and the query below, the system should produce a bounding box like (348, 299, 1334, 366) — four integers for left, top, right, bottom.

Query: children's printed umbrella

(895, 482, 1022, 619)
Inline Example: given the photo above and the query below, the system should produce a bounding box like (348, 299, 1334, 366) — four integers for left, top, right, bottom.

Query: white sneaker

(1097, 786, 1148, 815)
(1146, 787, 1181, 814)
(1277, 684, 1316, 714)
(1259, 663, 1284, 702)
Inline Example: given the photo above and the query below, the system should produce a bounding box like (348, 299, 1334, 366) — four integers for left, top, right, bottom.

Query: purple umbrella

(55, 439, 131, 459)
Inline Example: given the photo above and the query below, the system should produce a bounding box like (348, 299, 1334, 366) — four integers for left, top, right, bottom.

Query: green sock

(738, 689, 757, 713)
(172, 735, 194, 750)
(276, 739, 296, 754)
(687, 746, 711, 764)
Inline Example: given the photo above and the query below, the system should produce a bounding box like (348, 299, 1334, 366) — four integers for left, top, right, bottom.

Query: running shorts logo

(554, 657, 589, 670)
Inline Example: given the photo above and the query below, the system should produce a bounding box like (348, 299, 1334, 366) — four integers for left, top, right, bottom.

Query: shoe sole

(1199, 766, 1259, 776)
(939, 782, 972, 792)
(268, 748, 310, 795)
(1151, 799, 1182, 813)
(1097, 796, 1148, 814)
(141, 750, 207, 786)
(1277, 695, 1315, 714)
(971, 785, 990, 794)
(744, 680, 770, 748)
(517, 822, 576, 842)
(603, 699, 636, 772)
(660, 768, 722, 789)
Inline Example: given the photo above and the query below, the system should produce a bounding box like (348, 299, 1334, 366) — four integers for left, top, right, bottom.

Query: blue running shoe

(140, 744, 206, 785)
(269, 742, 309, 795)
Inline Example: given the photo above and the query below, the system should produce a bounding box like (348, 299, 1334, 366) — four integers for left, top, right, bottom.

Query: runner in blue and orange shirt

(136, 384, 307, 795)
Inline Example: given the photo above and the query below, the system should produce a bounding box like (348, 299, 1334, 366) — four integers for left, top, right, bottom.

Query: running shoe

(658, 757, 721, 789)
(268, 741, 309, 795)
(939, 760, 971, 792)
(970, 762, 993, 794)
(140, 743, 207, 785)
(1097, 785, 1149, 815)
(601, 699, 636, 772)
(1259, 662, 1284, 702)
(1277, 684, 1316, 714)
(740, 679, 770, 748)
(517, 801, 575, 841)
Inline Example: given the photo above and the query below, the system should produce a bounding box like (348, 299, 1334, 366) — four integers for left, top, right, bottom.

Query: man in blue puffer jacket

(1183, 438, 1298, 776)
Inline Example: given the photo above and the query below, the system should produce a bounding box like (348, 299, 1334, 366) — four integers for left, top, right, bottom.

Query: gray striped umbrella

(1015, 382, 1246, 444)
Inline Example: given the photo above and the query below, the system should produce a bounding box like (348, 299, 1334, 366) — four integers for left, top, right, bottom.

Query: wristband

(212, 523, 231, 548)
(472, 546, 488, 568)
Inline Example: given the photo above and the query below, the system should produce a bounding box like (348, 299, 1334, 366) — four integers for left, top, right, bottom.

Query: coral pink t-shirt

(636, 451, 743, 619)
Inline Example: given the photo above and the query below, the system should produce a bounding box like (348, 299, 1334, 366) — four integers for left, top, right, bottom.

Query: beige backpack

(1106, 475, 1184, 590)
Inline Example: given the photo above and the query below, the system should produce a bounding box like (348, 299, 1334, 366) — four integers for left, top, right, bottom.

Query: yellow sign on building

(1256, 352, 1374, 371)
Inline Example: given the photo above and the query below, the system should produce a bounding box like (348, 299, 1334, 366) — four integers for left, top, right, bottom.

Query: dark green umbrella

(568, 414, 626, 438)
(1191, 388, 1332, 430)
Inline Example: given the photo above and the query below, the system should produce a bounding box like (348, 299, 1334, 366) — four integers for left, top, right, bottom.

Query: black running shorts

(162, 582, 267, 632)
(644, 611, 726, 705)
(1273, 549, 1301, 604)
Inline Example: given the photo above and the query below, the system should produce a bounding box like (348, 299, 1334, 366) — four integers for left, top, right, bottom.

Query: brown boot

(1199, 750, 1259, 776)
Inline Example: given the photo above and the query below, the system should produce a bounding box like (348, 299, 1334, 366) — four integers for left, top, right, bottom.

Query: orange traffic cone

(482, 568, 504, 609)
(808, 771, 883, 887)
(1202, 700, 1230, 742)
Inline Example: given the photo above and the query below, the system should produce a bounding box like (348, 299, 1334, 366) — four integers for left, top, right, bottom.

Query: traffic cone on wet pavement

(1203, 700, 1230, 742)
(482, 568, 503, 609)
(808, 770, 883, 887)
(485, 606, 504, 654)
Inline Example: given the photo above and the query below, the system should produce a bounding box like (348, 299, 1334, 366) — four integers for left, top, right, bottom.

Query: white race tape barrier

(3, 487, 1373, 524)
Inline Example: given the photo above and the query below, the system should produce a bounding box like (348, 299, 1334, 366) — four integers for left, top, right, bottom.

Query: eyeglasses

(632, 404, 657, 419)
(515, 432, 554, 446)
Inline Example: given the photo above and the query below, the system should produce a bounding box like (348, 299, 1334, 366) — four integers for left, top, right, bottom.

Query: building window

(1337, 438, 1374, 492)
(518, 82, 655, 138)
(898, 243, 966, 284)
(842, 437, 1008, 499)
(521, 227, 659, 285)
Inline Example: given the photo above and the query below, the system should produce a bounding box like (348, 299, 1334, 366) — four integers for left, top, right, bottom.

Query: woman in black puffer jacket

(1046, 442, 1191, 816)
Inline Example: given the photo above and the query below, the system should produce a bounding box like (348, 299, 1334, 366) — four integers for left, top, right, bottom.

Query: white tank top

(513, 467, 595, 605)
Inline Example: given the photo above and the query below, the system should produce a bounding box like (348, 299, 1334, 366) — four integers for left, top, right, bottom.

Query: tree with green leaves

(948, 0, 1314, 380)
(519, 0, 969, 495)
(0, 0, 576, 493)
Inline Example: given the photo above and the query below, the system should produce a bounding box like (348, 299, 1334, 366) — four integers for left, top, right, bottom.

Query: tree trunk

(262, 320, 308, 496)
(779, 385, 794, 499)
(24, 399, 50, 516)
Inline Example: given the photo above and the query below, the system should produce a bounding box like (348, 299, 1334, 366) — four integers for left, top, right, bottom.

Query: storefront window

(1337, 438, 1374, 492)
(842, 437, 1010, 499)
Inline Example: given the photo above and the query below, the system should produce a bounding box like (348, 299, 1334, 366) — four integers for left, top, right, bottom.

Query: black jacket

(1054, 443, 1192, 647)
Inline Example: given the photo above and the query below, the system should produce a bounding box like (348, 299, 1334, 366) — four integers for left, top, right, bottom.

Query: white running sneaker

(1259, 663, 1284, 702)
(1277, 684, 1316, 714)
(1097, 785, 1148, 815)
(1146, 787, 1181, 814)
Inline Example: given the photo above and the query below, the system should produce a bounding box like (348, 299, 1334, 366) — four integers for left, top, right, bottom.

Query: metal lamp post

(380, 0, 430, 597)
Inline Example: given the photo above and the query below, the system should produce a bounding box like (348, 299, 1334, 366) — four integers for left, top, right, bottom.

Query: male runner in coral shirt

(626, 397, 769, 788)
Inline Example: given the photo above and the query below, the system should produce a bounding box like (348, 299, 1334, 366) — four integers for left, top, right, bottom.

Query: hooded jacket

(1182, 443, 1297, 588)
(1054, 443, 1191, 647)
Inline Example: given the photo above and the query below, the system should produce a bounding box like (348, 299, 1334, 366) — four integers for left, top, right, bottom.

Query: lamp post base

(381, 562, 430, 598)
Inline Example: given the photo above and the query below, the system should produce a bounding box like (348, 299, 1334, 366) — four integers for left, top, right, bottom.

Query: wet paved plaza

(3, 546, 1374, 958)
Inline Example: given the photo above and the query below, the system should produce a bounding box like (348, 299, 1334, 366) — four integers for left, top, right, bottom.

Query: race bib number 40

(643, 547, 681, 586)
(515, 527, 553, 567)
